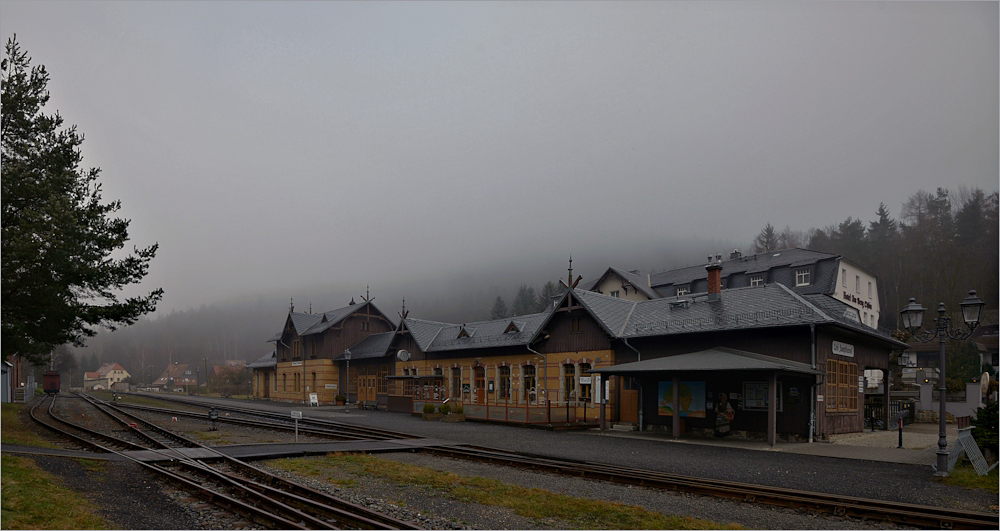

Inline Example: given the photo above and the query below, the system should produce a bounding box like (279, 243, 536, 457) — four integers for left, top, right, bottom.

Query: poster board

(657, 381, 706, 417)
(742, 382, 782, 412)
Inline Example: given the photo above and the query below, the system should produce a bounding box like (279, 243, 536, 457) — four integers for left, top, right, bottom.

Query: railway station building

(254, 251, 904, 442)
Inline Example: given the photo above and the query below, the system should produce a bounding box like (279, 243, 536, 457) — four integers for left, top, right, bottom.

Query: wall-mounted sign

(579, 376, 592, 385)
(858, 375, 864, 393)
(291, 361, 303, 366)
(832, 341, 854, 358)
(325, 384, 337, 389)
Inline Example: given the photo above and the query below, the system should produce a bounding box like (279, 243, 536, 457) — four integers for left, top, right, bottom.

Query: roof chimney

(730, 249, 742, 260)
(706, 257, 723, 302)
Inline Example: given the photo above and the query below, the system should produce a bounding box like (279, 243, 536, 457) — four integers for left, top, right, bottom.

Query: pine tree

(511, 285, 538, 316)
(2, 37, 162, 365)
(752, 223, 778, 253)
(537, 281, 560, 312)
(489, 296, 509, 320)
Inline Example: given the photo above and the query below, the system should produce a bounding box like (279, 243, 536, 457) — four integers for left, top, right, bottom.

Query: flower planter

(441, 413, 466, 422)
(422, 412, 444, 421)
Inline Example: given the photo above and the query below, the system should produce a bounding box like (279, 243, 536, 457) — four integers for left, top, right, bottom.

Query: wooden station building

(253, 256, 905, 442)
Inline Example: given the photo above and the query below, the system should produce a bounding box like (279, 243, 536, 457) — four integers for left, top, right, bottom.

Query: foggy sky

(2, 1, 997, 317)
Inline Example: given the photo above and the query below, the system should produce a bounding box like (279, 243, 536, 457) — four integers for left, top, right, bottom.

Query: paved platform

(592, 422, 959, 466)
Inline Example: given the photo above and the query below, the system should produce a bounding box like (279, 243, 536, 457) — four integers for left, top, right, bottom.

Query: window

(311, 344, 317, 359)
(795, 268, 810, 286)
(570, 318, 582, 333)
(610, 290, 620, 298)
(282, 373, 287, 391)
(498, 366, 511, 400)
(855, 275, 860, 293)
(750, 275, 763, 287)
(868, 281, 872, 298)
(825, 360, 858, 412)
(842, 269, 847, 287)
(563, 364, 575, 401)
(361, 321, 370, 331)
(523, 365, 536, 403)
(579, 363, 592, 401)
(676, 287, 689, 296)
(452, 367, 462, 399)
(292, 340, 301, 359)
(378, 364, 389, 394)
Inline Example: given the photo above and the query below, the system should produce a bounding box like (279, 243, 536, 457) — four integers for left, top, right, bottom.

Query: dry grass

(939, 463, 999, 494)
(1, 403, 57, 449)
(1, 455, 107, 530)
(271, 453, 742, 529)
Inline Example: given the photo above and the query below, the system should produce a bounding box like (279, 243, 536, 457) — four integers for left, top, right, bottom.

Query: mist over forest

(46, 185, 997, 388)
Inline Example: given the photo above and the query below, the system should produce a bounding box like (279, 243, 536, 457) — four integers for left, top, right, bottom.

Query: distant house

(84, 363, 130, 391)
(249, 350, 276, 399)
(83, 371, 106, 390)
(152, 363, 195, 392)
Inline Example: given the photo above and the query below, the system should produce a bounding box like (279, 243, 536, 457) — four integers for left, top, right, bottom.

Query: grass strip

(271, 453, 741, 529)
(1, 455, 108, 530)
(1, 403, 57, 448)
(939, 463, 999, 493)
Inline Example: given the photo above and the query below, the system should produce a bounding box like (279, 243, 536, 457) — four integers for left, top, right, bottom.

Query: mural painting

(657, 380, 706, 417)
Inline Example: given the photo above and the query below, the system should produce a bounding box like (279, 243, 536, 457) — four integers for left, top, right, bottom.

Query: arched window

(282, 373, 287, 392)
(579, 363, 592, 401)
(498, 366, 511, 400)
(523, 365, 537, 403)
(563, 364, 576, 401)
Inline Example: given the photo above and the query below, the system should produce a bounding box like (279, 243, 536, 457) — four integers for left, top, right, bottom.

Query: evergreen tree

(511, 284, 538, 316)
(489, 296, 509, 320)
(752, 223, 778, 253)
(1, 38, 162, 365)
(537, 281, 561, 312)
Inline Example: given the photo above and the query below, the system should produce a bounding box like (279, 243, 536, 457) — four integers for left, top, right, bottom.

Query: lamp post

(203, 358, 209, 394)
(899, 290, 984, 477)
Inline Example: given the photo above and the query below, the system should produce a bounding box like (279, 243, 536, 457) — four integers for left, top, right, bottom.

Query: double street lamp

(899, 290, 985, 477)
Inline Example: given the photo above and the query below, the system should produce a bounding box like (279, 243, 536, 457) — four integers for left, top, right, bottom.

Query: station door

(474, 367, 486, 404)
(357, 375, 377, 403)
(620, 377, 639, 423)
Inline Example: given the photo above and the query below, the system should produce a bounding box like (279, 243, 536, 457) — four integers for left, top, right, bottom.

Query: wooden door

(474, 367, 485, 404)
(620, 377, 639, 423)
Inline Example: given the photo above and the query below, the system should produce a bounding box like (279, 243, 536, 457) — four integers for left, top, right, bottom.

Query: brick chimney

(706, 255, 723, 302)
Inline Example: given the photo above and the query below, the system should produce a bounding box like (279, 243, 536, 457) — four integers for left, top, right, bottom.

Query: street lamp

(899, 290, 984, 476)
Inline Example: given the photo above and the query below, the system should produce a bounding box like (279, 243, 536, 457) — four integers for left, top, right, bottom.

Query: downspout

(622, 337, 643, 430)
(525, 344, 550, 426)
(810, 324, 816, 443)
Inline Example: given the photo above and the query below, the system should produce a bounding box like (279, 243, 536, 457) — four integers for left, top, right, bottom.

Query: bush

(438, 403, 451, 415)
(454, 402, 464, 414)
(972, 401, 998, 460)
(422, 403, 436, 414)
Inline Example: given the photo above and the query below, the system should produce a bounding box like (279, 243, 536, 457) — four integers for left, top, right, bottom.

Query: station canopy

(588, 347, 823, 376)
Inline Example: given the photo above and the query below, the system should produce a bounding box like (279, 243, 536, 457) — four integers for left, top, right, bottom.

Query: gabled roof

(571, 284, 906, 348)
(401, 312, 551, 353)
(648, 248, 840, 288)
(334, 332, 396, 360)
(248, 350, 276, 369)
(300, 301, 397, 336)
(591, 267, 660, 300)
(589, 347, 824, 375)
(84, 371, 101, 379)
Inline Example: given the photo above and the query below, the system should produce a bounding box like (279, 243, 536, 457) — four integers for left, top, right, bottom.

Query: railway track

(126, 393, 999, 529)
(30, 394, 421, 530)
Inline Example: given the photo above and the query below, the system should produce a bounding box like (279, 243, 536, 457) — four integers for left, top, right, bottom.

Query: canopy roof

(588, 347, 823, 376)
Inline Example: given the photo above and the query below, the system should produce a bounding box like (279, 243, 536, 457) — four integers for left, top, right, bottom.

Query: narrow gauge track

(30, 395, 148, 452)
(31, 395, 420, 530)
(131, 393, 998, 529)
(119, 393, 420, 441)
(423, 445, 997, 530)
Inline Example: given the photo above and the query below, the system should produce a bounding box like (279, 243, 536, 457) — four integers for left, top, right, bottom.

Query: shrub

(422, 403, 436, 414)
(972, 401, 998, 460)
(438, 403, 451, 415)
(454, 402, 463, 414)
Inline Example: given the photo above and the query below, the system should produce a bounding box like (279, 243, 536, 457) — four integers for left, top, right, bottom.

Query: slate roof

(335, 332, 396, 360)
(284, 301, 397, 337)
(248, 350, 276, 369)
(589, 347, 824, 375)
(571, 284, 905, 347)
(647, 248, 840, 291)
(592, 267, 660, 300)
(401, 312, 551, 353)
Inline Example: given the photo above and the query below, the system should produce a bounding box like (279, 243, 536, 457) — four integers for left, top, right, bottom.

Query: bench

(361, 400, 381, 411)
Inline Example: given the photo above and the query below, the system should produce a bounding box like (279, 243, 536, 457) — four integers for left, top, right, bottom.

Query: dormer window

(457, 328, 470, 339)
(504, 321, 521, 334)
(795, 268, 810, 286)
(676, 287, 689, 296)
(750, 275, 764, 287)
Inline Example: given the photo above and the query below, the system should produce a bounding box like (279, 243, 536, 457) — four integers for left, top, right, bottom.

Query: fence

(864, 398, 915, 427)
